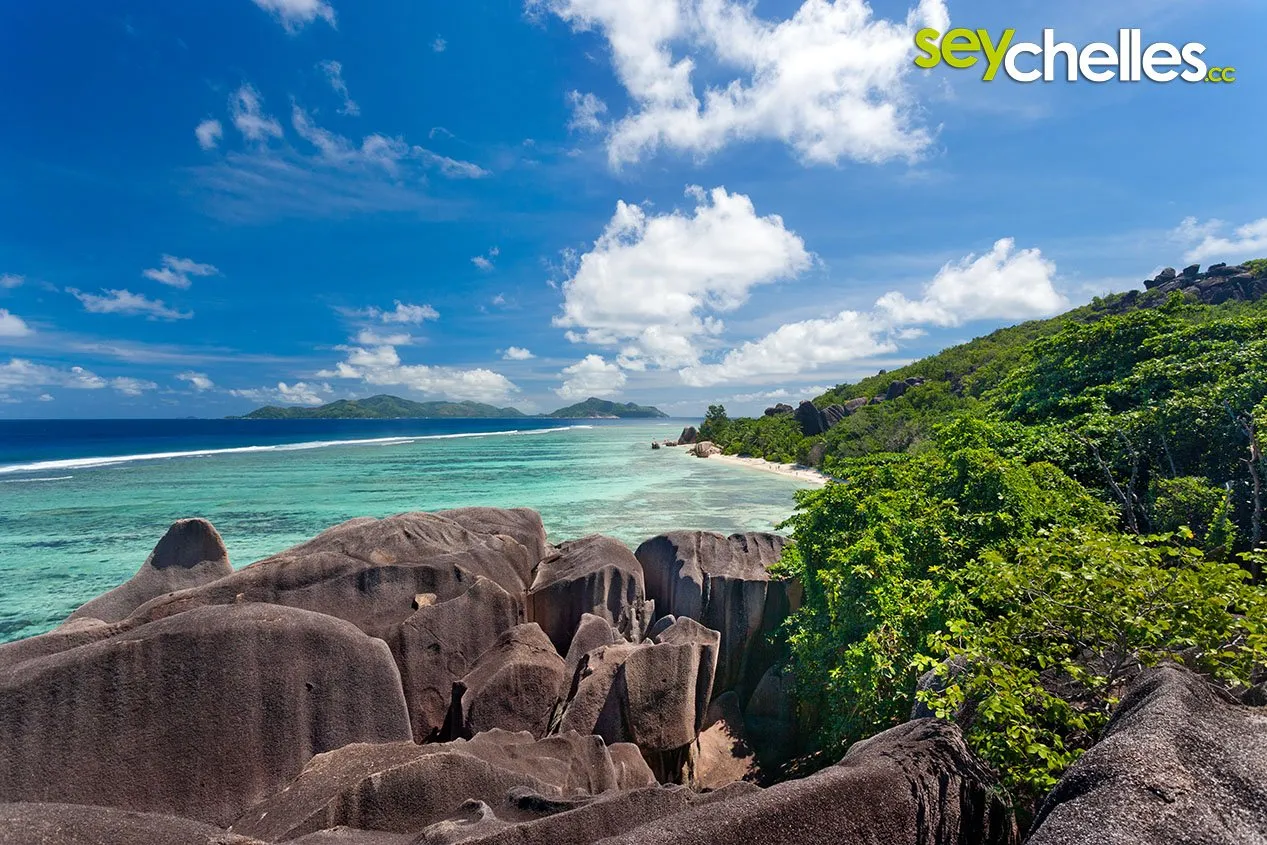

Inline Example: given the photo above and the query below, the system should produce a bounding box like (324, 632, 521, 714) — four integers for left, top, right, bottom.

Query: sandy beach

(671, 445, 831, 486)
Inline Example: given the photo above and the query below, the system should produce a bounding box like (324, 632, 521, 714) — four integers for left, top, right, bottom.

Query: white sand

(670, 445, 831, 486)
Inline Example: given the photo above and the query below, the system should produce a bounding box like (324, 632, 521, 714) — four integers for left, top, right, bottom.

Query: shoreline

(672, 444, 831, 486)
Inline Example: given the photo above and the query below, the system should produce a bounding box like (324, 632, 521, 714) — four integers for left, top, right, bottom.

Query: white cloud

(230, 84, 284, 143)
(567, 91, 608, 132)
(195, 119, 224, 151)
(230, 381, 331, 406)
(0, 309, 32, 338)
(69, 289, 192, 321)
(432, 36, 448, 53)
(354, 301, 439, 325)
(680, 309, 893, 386)
(316, 343, 519, 403)
(415, 148, 491, 179)
(502, 346, 535, 360)
(177, 371, 215, 391)
(875, 238, 1066, 327)
(318, 60, 360, 116)
(111, 377, 158, 397)
(555, 354, 626, 399)
(38, 393, 53, 402)
(472, 256, 494, 271)
(531, 0, 948, 168)
(142, 255, 219, 289)
(354, 329, 413, 346)
(0, 359, 107, 391)
(732, 386, 829, 402)
(251, 0, 336, 31)
(555, 186, 811, 367)
(0, 274, 23, 289)
(1174, 216, 1267, 264)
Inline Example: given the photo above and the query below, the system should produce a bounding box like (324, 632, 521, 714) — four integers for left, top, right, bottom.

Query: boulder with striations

(0, 803, 266, 845)
(0, 603, 413, 827)
(458, 623, 569, 739)
(527, 536, 651, 653)
(1027, 665, 1267, 845)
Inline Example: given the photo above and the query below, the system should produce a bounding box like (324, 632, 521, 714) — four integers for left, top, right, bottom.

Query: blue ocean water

(0, 418, 814, 643)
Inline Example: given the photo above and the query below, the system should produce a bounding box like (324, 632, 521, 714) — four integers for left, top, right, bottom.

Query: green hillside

(548, 397, 668, 418)
(235, 394, 528, 420)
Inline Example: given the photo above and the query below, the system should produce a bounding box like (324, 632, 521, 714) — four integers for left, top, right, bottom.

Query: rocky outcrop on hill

(0, 509, 1037, 844)
(1142, 262, 1267, 305)
(1027, 665, 1267, 844)
(677, 426, 699, 444)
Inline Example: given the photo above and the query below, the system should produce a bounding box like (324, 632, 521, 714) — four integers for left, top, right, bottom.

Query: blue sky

(1, 0, 1263, 418)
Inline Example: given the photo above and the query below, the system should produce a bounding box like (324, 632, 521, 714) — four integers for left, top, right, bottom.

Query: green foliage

(548, 398, 668, 418)
(698, 404, 730, 442)
(919, 528, 1267, 798)
(1151, 476, 1234, 556)
(778, 446, 1111, 749)
(1245, 258, 1267, 277)
(819, 381, 974, 461)
(238, 395, 526, 419)
(715, 414, 808, 464)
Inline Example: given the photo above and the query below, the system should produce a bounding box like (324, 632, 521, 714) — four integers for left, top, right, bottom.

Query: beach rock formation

(677, 426, 699, 444)
(1027, 665, 1267, 845)
(598, 719, 1017, 845)
(0, 603, 412, 826)
(690, 441, 721, 458)
(635, 531, 795, 698)
(0, 803, 265, 845)
(458, 623, 569, 738)
(435, 507, 552, 565)
(793, 401, 826, 436)
(66, 517, 232, 624)
(526, 535, 651, 653)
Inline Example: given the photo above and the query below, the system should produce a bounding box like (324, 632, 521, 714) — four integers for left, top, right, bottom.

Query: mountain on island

(235, 395, 528, 420)
(548, 397, 669, 419)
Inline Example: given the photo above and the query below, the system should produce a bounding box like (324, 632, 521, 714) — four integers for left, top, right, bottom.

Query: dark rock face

(844, 396, 870, 414)
(0, 803, 264, 845)
(677, 426, 699, 444)
(1027, 665, 1267, 845)
(820, 404, 848, 429)
(763, 403, 794, 417)
(527, 536, 651, 653)
(1137, 261, 1267, 307)
(0, 604, 413, 826)
(459, 624, 569, 738)
(563, 613, 622, 678)
(793, 401, 826, 436)
(599, 720, 1017, 845)
(744, 665, 799, 767)
(66, 518, 232, 624)
(634, 531, 795, 697)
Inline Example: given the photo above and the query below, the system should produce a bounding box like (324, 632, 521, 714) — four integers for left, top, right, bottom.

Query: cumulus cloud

(69, 289, 192, 321)
(316, 343, 519, 403)
(0, 274, 23, 289)
(567, 91, 608, 133)
(142, 255, 220, 289)
(555, 354, 626, 399)
(230, 381, 331, 406)
(251, 0, 336, 31)
(195, 119, 224, 151)
(680, 310, 893, 386)
(1175, 216, 1267, 264)
(555, 186, 811, 368)
(502, 346, 535, 360)
(354, 329, 413, 346)
(472, 246, 500, 271)
(875, 238, 1066, 327)
(530, 0, 948, 167)
(0, 309, 32, 338)
(318, 60, 360, 116)
(177, 371, 215, 391)
(0, 359, 152, 395)
(355, 301, 440, 324)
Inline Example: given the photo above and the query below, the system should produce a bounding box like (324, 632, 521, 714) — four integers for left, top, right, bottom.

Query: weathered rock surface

(1141, 262, 1267, 306)
(0, 803, 264, 845)
(690, 441, 721, 458)
(563, 613, 622, 678)
(677, 426, 699, 444)
(435, 507, 551, 566)
(1028, 665, 1267, 845)
(634, 531, 795, 697)
(0, 604, 413, 826)
(389, 576, 520, 742)
(763, 403, 794, 417)
(693, 692, 757, 789)
(459, 624, 569, 738)
(598, 719, 1017, 845)
(66, 518, 232, 624)
(527, 536, 650, 653)
(793, 401, 826, 436)
(744, 665, 799, 767)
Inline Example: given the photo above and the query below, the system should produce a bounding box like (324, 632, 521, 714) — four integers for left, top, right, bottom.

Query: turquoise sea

(0, 418, 814, 643)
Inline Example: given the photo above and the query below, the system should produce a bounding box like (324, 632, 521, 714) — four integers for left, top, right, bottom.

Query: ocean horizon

(0, 417, 815, 643)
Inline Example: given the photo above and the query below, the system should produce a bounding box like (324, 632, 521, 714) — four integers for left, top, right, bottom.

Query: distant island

(233, 395, 528, 420)
(231, 394, 668, 420)
(547, 397, 668, 419)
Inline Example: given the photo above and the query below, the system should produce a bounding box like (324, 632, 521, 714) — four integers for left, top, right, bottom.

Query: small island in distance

(231, 394, 668, 420)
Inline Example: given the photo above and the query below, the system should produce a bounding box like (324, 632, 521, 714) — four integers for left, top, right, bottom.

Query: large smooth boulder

(1027, 665, 1267, 845)
(635, 531, 795, 696)
(459, 624, 569, 738)
(693, 692, 757, 790)
(527, 536, 651, 653)
(677, 426, 699, 445)
(793, 401, 825, 436)
(598, 719, 1017, 845)
(65, 518, 232, 624)
(564, 613, 623, 678)
(0, 604, 413, 826)
(0, 803, 264, 845)
(389, 576, 521, 742)
(436, 508, 550, 566)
